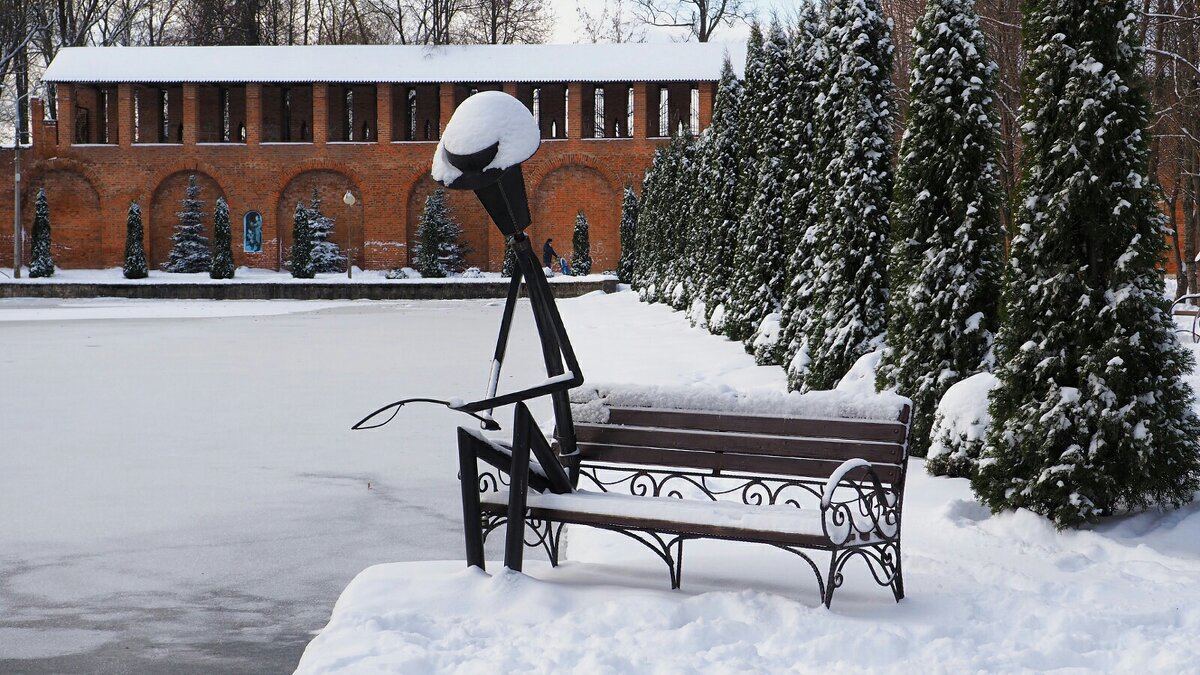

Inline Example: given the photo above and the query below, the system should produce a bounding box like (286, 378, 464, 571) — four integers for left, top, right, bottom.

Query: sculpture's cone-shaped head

(432, 91, 541, 191)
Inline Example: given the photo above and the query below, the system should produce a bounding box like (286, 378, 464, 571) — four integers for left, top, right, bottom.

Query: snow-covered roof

(43, 43, 747, 85)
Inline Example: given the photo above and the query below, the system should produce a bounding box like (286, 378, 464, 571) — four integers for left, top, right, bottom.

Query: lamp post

(343, 189, 356, 278)
(12, 90, 22, 279)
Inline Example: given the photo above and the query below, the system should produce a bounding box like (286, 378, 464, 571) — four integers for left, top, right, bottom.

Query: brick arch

(276, 169, 362, 269)
(22, 168, 102, 268)
(531, 163, 619, 272)
(272, 159, 370, 207)
(404, 175, 494, 269)
(149, 170, 227, 269)
(527, 152, 619, 199)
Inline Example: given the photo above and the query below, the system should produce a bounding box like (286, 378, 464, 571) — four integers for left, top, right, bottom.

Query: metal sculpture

(355, 92, 581, 572)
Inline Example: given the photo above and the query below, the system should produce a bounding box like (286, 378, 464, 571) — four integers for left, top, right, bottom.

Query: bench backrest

(567, 405, 911, 488)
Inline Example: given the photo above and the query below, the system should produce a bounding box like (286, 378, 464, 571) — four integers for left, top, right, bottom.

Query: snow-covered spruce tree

(790, 0, 895, 392)
(634, 141, 679, 303)
(290, 201, 315, 279)
(501, 237, 517, 277)
(412, 188, 466, 278)
(631, 149, 663, 299)
(28, 189, 54, 278)
(697, 58, 744, 334)
(874, 0, 1004, 462)
(616, 186, 639, 284)
(666, 130, 700, 310)
(725, 20, 790, 357)
(972, 0, 1200, 527)
(123, 202, 148, 279)
(735, 22, 767, 221)
(308, 190, 347, 273)
(776, 3, 827, 372)
(209, 196, 235, 279)
(571, 211, 593, 276)
(163, 174, 210, 273)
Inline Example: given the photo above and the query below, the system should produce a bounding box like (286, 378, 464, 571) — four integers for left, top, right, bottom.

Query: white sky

(549, 0, 795, 44)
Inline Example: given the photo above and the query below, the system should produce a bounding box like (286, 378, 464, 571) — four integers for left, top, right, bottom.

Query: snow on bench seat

(480, 488, 880, 545)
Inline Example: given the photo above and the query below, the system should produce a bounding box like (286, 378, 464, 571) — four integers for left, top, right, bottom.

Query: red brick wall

(0, 82, 694, 273)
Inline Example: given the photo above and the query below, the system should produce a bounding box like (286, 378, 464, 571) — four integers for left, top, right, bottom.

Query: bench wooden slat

(574, 423, 903, 463)
(606, 407, 906, 443)
(577, 443, 902, 484)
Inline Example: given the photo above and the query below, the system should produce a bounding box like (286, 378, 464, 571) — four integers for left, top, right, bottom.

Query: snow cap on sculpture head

(432, 91, 540, 190)
(431, 91, 540, 236)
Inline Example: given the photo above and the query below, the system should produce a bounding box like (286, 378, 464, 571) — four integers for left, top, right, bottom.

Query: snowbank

(297, 475, 1200, 673)
(569, 381, 909, 424)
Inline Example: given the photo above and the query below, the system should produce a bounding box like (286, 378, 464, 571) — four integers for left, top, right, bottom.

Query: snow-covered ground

(3, 291, 1199, 673)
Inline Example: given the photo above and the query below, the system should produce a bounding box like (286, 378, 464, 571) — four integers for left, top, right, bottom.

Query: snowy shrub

(571, 211, 592, 276)
(927, 373, 998, 478)
(973, 0, 1200, 527)
(209, 197, 235, 279)
(163, 175, 211, 273)
(123, 202, 148, 279)
(385, 267, 422, 280)
(460, 267, 484, 279)
(28, 189, 53, 278)
(875, 0, 1004, 460)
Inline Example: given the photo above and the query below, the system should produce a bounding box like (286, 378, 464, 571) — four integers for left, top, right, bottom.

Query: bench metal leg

(457, 427, 486, 571)
(824, 549, 847, 609)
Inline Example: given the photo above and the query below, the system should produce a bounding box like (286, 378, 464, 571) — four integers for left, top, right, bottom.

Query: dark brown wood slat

(479, 501, 833, 548)
(605, 407, 906, 443)
(577, 443, 902, 484)
(575, 423, 903, 463)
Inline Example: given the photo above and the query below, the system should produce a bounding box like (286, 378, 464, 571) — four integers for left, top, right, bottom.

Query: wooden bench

(458, 388, 912, 608)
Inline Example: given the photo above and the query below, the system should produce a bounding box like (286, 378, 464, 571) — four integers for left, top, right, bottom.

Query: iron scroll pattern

(478, 462, 905, 607)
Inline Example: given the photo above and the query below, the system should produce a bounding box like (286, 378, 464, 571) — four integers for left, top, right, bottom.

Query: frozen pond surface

(0, 293, 780, 673)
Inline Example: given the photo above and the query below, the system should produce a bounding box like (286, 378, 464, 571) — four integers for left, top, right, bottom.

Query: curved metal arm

(820, 462, 899, 546)
(352, 398, 501, 431)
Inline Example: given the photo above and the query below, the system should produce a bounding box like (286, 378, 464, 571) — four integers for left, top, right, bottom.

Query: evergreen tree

(875, 0, 1005, 461)
(973, 0, 1200, 526)
(163, 174, 211, 273)
(725, 19, 790, 354)
(790, 0, 895, 392)
(571, 211, 593, 276)
(28, 189, 53, 278)
(697, 58, 744, 334)
(634, 143, 673, 302)
(501, 237, 518, 277)
(666, 130, 700, 309)
(123, 202, 148, 279)
(412, 188, 466, 278)
(777, 3, 827, 374)
(616, 186, 639, 284)
(308, 190, 347, 273)
(209, 196, 235, 279)
(290, 201, 315, 279)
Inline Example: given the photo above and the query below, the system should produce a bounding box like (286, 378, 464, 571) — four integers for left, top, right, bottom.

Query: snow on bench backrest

(569, 382, 911, 425)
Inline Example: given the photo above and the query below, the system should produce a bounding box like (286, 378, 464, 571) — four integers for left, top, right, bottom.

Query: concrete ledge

(0, 278, 618, 300)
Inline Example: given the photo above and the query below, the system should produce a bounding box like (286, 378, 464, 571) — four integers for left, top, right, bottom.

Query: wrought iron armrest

(820, 459, 900, 546)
